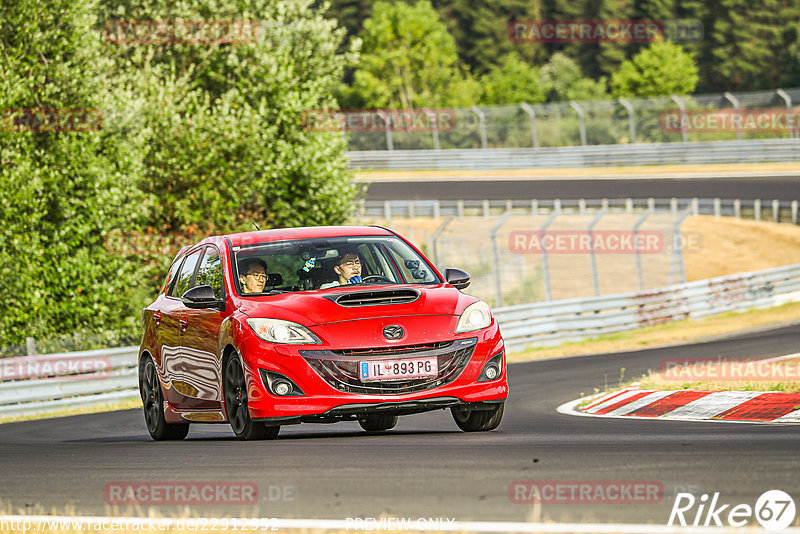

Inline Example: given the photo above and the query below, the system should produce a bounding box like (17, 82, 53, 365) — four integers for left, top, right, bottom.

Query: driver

(238, 258, 267, 294)
(320, 251, 362, 289)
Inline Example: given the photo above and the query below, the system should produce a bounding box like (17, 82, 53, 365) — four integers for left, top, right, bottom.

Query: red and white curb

(559, 385, 800, 424)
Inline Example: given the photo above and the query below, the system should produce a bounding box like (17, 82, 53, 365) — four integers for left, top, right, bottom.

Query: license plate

(360, 357, 438, 381)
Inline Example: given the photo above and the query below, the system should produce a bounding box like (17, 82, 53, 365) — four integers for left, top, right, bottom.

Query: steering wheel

(361, 275, 393, 284)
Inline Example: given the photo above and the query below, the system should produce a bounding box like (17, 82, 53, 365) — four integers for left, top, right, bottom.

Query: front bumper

(237, 320, 508, 421)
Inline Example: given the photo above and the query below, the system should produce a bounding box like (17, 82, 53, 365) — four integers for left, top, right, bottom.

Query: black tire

(358, 414, 398, 432)
(451, 403, 504, 432)
(140, 357, 190, 441)
(224, 353, 280, 441)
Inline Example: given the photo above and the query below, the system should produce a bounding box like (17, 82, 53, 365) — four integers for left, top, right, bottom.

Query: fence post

(634, 208, 654, 291)
(723, 92, 741, 141)
(377, 110, 394, 151)
(470, 106, 488, 149)
(773, 199, 780, 223)
(625, 198, 633, 214)
(713, 198, 721, 218)
(569, 101, 587, 146)
(482, 199, 490, 218)
(672, 207, 693, 284)
(734, 199, 741, 219)
(506, 199, 513, 212)
(755, 199, 761, 222)
(520, 103, 539, 148)
(670, 197, 678, 215)
(457, 199, 464, 218)
(648, 197, 655, 210)
(531, 199, 538, 216)
(26, 337, 36, 356)
(579, 198, 586, 215)
(671, 95, 688, 143)
(539, 207, 562, 301)
(600, 198, 607, 211)
(691, 197, 699, 216)
(423, 108, 440, 150)
(408, 201, 415, 219)
(384, 200, 392, 226)
(430, 217, 453, 267)
(588, 208, 608, 296)
(777, 89, 793, 138)
(792, 200, 798, 224)
(618, 98, 636, 143)
(490, 211, 513, 307)
(433, 200, 441, 219)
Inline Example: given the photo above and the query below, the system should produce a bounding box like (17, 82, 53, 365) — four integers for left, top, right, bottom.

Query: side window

(163, 258, 182, 295)
(196, 246, 224, 299)
(169, 249, 202, 298)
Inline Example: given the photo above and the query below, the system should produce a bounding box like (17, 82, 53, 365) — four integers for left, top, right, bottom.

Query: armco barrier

(494, 262, 800, 352)
(347, 139, 800, 170)
(2, 263, 799, 416)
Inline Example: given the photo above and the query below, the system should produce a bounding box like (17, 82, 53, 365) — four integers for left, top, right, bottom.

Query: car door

(160, 248, 203, 409)
(177, 245, 226, 409)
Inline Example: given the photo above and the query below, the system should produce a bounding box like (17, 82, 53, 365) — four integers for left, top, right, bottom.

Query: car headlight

(246, 318, 321, 344)
(455, 301, 492, 333)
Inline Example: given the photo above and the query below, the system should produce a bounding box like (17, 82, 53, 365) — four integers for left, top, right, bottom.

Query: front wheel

(451, 403, 504, 432)
(140, 357, 189, 441)
(224, 353, 280, 441)
(358, 414, 398, 432)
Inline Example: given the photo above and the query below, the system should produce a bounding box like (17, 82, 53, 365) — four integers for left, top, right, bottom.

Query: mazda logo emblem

(383, 325, 404, 340)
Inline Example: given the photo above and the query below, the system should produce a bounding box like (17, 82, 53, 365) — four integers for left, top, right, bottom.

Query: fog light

(478, 351, 504, 382)
(274, 381, 292, 396)
(484, 365, 499, 380)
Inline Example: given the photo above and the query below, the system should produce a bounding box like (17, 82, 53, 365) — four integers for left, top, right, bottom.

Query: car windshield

(231, 235, 440, 295)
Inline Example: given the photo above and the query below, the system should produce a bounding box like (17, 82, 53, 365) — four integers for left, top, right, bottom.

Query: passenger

(238, 258, 267, 294)
(320, 251, 363, 289)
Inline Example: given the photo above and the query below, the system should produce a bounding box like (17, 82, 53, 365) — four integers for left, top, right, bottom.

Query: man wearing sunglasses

(238, 258, 268, 294)
(319, 251, 363, 289)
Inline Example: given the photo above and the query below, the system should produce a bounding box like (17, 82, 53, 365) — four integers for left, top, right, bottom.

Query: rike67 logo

(669, 490, 796, 530)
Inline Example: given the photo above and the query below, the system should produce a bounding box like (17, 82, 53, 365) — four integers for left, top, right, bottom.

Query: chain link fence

(345, 88, 800, 151)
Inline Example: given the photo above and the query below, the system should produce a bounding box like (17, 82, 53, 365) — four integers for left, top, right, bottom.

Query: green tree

(98, 0, 359, 233)
(539, 53, 608, 101)
(351, 0, 480, 108)
(0, 0, 149, 345)
(610, 41, 698, 97)
(479, 53, 545, 105)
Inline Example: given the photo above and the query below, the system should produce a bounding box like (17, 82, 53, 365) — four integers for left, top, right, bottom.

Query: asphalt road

(1, 324, 799, 524)
(364, 177, 800, 201)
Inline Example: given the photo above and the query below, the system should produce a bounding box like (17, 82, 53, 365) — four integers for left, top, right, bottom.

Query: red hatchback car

(138, 226, 508, 440)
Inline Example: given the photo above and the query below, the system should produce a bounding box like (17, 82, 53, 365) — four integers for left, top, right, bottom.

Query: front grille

(300, 338, 477, 395)
(331, 289, 420, 307)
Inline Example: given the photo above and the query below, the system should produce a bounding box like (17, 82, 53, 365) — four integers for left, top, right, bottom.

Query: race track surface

(1, 324, 799, 524)
(365, 177, 800, 201)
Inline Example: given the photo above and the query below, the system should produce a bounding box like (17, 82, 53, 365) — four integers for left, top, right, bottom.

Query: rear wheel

(140, 358, 189, 441)
(224, 354, 280, 441)
(358, 414, 398, 432)
(451, 403, 504, 432)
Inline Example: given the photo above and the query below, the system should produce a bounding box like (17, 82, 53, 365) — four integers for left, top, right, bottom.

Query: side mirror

(181, 285, 224, 310)
(444, 268, 470, 290)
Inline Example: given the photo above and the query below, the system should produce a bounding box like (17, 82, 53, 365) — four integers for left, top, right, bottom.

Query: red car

(138, 226, 508, 440)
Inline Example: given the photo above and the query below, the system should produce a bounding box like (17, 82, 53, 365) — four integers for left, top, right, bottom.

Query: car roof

(224, 225, 394, 246)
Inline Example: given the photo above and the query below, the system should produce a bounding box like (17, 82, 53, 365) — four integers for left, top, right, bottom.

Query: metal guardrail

(361, 197, 800, 224)
(0, 346, 139, 418)
(2, 262, 799, 416)
(494, 262, 800, 352)
(347, 139, 800, 170)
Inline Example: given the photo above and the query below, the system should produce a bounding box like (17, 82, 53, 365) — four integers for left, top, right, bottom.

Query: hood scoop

(329, 288, 420, 307)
